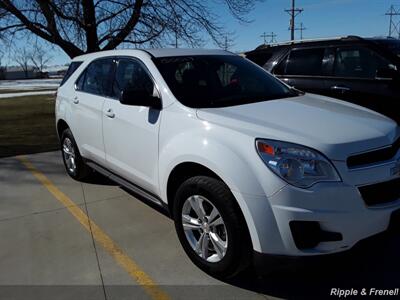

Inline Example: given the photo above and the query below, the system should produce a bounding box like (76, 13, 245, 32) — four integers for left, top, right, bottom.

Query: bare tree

(0, 0, 259, 58)
(29, 44, 52, 73)
(13, 47, 30, 78)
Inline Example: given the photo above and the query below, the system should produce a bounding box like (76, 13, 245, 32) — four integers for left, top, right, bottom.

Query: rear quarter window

(60, 61, 83, 86)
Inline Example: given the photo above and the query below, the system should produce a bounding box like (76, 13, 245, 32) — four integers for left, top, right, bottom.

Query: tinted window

(273, 54, 289, 75)
(285, 48, 325, 76)
(75, 70, 86, 90)
(60, 61, 82, 86)
(112, 58, 154, 98)
(155, 55, 297, 108)
(247, 52, 274, 67)
(334, 47, 391, 78)
(81, 59, 114, 96)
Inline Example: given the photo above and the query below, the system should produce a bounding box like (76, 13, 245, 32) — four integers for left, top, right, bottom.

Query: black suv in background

(246, 36, 400, 123)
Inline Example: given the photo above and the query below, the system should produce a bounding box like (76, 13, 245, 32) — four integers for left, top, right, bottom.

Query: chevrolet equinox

(56, 49, 400, 277)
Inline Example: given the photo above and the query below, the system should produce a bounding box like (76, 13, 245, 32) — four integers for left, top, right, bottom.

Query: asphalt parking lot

(1, 151, 400, 300)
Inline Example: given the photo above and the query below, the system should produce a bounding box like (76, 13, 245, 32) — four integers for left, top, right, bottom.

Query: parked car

(56, 49, 400, 278)
(246, 36, 400, 124)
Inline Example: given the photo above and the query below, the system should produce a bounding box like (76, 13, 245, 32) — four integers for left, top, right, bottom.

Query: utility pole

(223, 36, 234, 51)
(260, 32, 277, 44)
(170, 15, 181, 48)
(260, 32, 268, 44)
(295, 23, 307, 40)
(223, 36, 229, 50)
(285, 0, 303, 41)
(385, 5, 400, 38)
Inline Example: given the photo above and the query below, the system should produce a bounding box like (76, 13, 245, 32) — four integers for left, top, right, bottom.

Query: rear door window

(334, 47, 391, 78)
(60, 61, 82, 86)
(284, 48, 325, 76)
(81, 58, 115, 96)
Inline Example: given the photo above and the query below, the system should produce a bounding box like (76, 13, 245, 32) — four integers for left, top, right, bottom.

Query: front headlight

(256, 139, 341, 188)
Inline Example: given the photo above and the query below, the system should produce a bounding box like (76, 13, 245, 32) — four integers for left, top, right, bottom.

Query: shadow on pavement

(226, 232, 400, 299)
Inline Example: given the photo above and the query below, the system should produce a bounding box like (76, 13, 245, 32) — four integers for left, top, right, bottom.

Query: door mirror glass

(120, 89, 162, 110)
(376, 67, 399, 80)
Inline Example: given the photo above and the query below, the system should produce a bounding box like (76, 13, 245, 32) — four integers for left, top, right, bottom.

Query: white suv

(56, 49, 400, 277)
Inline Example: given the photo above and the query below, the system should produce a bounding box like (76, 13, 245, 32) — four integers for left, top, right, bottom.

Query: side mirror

(120, 89, 162, 110)
(376, 67, 399, 81)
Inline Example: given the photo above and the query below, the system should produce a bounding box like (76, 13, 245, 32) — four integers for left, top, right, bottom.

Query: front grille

(347, 138, 400, 168)
(359, 178, 400, 206)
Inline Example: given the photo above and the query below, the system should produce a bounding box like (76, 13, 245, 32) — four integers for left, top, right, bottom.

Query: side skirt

(84, 159, 171, 217)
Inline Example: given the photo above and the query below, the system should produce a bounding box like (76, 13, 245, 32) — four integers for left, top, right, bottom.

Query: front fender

(159, 133, 266, 202)
(158, 130, 285, 253)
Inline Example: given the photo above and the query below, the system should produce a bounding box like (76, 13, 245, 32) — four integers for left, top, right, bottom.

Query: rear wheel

(173, 176, 251, 278)
(61, 128, 92, 180)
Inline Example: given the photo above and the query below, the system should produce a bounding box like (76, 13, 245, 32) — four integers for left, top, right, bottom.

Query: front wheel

(173, 176, 251, 278)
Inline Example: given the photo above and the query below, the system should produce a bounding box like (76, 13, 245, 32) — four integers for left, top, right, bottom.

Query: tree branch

(102, 0, 143, 50)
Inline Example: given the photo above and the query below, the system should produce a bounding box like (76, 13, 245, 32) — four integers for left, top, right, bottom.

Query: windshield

(154, 55, 298, 108)
(375, 40, 400, 57)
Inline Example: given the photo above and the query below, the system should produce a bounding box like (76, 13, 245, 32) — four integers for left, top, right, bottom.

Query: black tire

(60, 128, 92, 180)
(173, 176, 251, 278)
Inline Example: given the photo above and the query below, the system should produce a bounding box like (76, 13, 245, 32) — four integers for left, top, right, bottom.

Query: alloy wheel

(62, 137, 77, 174)
(181, 195, 228, 263)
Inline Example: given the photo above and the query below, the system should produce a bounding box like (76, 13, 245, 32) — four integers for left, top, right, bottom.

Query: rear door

(325, 45, 399, 121)
(272, 46, 329, 95)
(70, 58, 115, 164)
(102, 57, 161, 194)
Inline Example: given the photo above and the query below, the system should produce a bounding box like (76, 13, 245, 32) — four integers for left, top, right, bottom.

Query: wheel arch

(165, 161, 255, 251)
(57, 119, 70, 140)
(166, 162, 223, 215)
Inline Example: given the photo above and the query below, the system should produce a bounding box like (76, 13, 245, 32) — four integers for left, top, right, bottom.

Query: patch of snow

(0, 91, 56, 99)
(0, 78, 61, 90)
(42, 65, 68, 73)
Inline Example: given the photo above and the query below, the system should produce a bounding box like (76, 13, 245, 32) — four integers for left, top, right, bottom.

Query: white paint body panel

(56, 49, 400, 256)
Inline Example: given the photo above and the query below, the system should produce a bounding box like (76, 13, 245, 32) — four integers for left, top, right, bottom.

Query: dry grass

(0, 94, 59, 158)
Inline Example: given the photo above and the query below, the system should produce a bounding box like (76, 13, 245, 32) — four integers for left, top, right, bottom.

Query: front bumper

(269, 180, 400, 255)
(238, 174, 400, 256)
(252, 216, 400, 273)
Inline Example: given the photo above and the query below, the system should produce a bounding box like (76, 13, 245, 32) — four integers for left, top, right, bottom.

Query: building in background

(2, 66, 40, 80)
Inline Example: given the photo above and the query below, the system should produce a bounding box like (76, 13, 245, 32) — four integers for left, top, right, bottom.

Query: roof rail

(248, 35, 370, 53)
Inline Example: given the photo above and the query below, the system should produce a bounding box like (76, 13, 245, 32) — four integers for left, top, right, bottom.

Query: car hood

(196, 94, 399, 160)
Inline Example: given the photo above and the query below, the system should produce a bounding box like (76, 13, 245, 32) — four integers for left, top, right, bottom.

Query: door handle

(330, 85, 351, 92)
(105, 108, 115, 118)
(73, 96, 79, 104)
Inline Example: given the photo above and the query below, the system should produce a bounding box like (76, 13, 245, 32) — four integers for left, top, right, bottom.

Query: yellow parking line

(17, 155, 170, 300)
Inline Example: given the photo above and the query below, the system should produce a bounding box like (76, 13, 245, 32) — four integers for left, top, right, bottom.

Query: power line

(260, 32, 278, 44)
(385, 5, 400, 38)
(285, 0, 303, 41)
